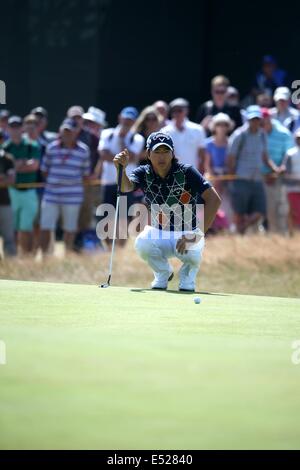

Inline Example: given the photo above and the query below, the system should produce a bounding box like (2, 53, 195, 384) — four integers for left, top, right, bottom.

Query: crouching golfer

(113, 132, 221, 292)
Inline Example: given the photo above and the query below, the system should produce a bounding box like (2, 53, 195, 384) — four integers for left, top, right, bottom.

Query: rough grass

(0, 234, 300, 298)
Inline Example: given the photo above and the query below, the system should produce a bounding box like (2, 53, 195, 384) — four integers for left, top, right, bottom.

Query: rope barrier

(0, 179, 102, 189)
(0, 174, 299, 189)
(0, 173, 300, 189)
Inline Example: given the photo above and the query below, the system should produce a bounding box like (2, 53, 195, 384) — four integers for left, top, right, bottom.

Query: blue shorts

(230, 179, 266, 216)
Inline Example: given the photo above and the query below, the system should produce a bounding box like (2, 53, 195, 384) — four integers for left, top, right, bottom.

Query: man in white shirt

(97, 107, 144, 246)
(161, 98, 206, 172)
(98, 107, 144, 188)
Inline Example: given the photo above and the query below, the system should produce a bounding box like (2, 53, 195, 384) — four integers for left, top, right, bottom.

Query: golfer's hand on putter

(113, 148, 129, 168)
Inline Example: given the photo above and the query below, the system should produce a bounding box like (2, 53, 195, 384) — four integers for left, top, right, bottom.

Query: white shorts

(40, 201, 81, 232)
(135, 225, 205, 290)
(136, 225, 204, 249)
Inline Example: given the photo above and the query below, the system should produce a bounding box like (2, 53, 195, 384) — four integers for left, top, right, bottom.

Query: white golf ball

(194, 297, 201, 304)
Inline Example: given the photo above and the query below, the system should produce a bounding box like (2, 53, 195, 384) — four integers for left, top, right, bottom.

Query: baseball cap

(169, 97, 189, 109)
(120, 107, 139, 120)
(60, 118, 77, 131)
(260, 107, 271, 118)
(8, 115, 23, 127)
(274, 87, 290, 102)
(31, 107, 48, 118)
(263, 55, 277, 65)
(210, 112, 234, 131)
(246, 105, 262, 120)
(67, 105, 84, 118)
(83, 106, 106, 126)
(146, 132, 174, 152)
(24, 114, 38, 124)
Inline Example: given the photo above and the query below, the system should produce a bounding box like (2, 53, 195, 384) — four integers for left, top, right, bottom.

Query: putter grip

(117, 164, 123, 195)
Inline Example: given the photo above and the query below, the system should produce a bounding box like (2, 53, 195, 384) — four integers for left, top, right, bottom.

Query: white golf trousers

(135, 225, 205, 290)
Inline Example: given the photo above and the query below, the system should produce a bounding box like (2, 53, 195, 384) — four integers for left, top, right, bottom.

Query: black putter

(100, 164, 123, 288)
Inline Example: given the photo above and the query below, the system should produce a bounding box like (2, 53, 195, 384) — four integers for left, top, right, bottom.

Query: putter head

(99, 283, 110, 288)
(99, 274, 111, 289)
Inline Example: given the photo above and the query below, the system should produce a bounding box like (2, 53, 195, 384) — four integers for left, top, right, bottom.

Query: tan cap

(24, 114, 38, 124)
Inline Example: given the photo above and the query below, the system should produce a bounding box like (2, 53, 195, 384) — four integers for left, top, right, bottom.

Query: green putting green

(0, 280, 299, 450)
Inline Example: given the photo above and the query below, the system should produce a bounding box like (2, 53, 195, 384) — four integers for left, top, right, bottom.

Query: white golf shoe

(151, 270, 174, 290)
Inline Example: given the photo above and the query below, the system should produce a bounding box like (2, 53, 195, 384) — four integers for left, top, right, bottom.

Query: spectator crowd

(1, 55, 300, 259)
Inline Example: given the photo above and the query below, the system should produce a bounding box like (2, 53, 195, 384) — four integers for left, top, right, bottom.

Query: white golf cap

(274, 87, 290, 102)
(83, 106, 106, 126)
(209, 112, 234, 131)
(211, 112, 232, 125)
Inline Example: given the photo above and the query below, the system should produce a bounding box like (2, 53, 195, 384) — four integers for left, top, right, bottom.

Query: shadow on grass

(130, 288, 230, 296)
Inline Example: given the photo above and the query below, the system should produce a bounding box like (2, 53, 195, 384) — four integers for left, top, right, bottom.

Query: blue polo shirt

(129, 161, 211, 231)
(262, 119, 294, 174)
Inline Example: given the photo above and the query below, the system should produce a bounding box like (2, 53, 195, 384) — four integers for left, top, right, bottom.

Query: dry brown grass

(1, 234, 300, 298)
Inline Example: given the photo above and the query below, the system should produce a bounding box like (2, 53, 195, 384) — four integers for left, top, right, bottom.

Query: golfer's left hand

(113, 148, 129, 168)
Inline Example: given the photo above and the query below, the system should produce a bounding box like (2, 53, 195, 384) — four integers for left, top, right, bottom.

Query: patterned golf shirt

(129, 160, 211, 231)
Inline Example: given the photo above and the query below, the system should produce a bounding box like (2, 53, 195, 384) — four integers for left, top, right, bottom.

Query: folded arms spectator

(0, 144, 17, 257)
(4, 116, 40, 254)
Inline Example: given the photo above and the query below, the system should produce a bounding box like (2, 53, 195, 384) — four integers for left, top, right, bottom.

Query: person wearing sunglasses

(131, 106, 162, 165)
(196, 75, 243, 136)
